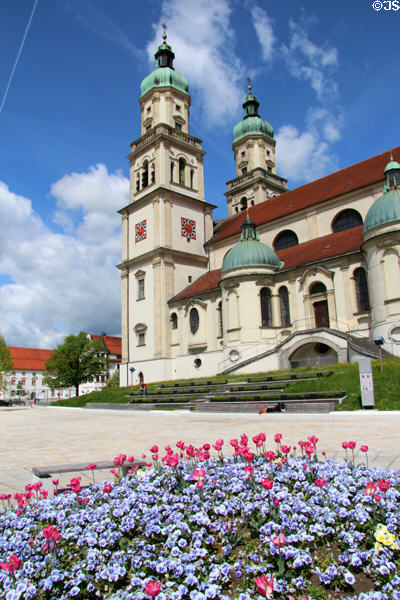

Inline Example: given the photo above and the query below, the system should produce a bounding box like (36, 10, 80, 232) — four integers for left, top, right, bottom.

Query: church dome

(140, 35, 189, 98)
(222, 215, 282, 272)
(364, 189, 400, 232)
(141, 67, 189, 97)
(364, 156, 400, 233)
(233, 87, 274, 143)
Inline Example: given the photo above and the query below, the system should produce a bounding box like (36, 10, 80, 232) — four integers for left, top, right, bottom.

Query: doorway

(313, 300, 330, 328)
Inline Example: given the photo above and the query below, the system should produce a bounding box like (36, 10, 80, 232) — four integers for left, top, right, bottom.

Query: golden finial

(162, 23, 167, 41)
(247, 76, 252, 92)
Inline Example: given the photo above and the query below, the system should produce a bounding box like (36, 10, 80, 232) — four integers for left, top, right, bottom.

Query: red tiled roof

(277, 226, 363, 270)
(91, 335, 121, 357)
(208, 146, 400, 245)
(9, 347, 53, 371)
(171, 269, 222, 301)
(171, 227, 363, 300)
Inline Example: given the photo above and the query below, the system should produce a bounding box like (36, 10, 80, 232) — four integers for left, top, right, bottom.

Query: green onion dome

(222, 215, 283, 272)
(140, 36, 189, 98)
(364, 189, 400, 233)
(233, 87, 274, 143)
(364, 157, 400, 233)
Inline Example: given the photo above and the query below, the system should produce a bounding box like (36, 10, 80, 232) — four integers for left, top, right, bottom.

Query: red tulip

(150, 445, 159, 454)
(360, 445, 368, 452)
(364, 481, 377, 496)
(103, 484, 112, 494)
(145, 580, 162, 597)
(348, 441, 356, 450)
(261, 477, 273, 490)
(0, 554, 22, 575)
(378, 479, 390, 492)
(314, 478, 327, 487)
(87, 463, 97, 470)
(274, 433, 282, 443)
(264, 451, 276, 461)
(271, 533, 286, 547)
(281, 445, 291, 454)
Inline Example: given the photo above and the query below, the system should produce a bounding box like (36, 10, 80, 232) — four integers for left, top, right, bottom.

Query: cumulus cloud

(0, 166, 129, 349)
(281, 19, 338, 102)
(251, 6, 275, 63)
(147, 0, 245, 125)
(275, 107, 342, 182)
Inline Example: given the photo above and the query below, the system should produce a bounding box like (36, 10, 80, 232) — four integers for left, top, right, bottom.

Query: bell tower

(226, 82, 287, 216)
(118, 31, 215, 384)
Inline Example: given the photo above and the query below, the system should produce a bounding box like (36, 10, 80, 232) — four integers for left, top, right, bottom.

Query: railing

(130, 124, 202, 153)
(226, 168, 287, 191)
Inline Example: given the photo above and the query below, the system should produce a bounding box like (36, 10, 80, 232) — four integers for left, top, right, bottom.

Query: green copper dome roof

(364, 157, 400, 233)
(364, 189, 400, 232)
(222, 215, 282, 272)
(140, 67, 189, 97)
(233, 116, 274, 143)
(233, 88, 274, 143)
(140, 37, 189, 98)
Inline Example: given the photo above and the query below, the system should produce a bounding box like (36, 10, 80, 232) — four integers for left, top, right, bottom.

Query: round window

(390, 327, 400, 343)
(229, 349, 240, 362)
(194, 358, 202, 369)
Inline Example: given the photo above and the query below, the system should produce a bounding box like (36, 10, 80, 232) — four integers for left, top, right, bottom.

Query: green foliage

(0, 335, 13, 394)
(44, 332, 107, 397)
(105, 369, 120, 388)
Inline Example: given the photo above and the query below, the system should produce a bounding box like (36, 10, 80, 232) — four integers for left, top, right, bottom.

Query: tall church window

(136, 175, 140, 193)
(279, 286, 290, 326)
(179, 158, 186, 185)
(170, 162, 174, 182)
(354, 268, 370, 312)
(260, 288, 272, 327)
(190, 169, 194, 189)
(189, 307, 199, 334)
(138, 279, 145, 300)
(332, 209, 362, 233)
(170, 313, 178, 329)
(273, 230, 298, 252)
(142, 161, 149, 188)
(151, 166, 155, 184)
(217, 302, 223, 337)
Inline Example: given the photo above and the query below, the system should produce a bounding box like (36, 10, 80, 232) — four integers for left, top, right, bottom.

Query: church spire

(154, 24, 175, 69)
(242, 78, 260, 119)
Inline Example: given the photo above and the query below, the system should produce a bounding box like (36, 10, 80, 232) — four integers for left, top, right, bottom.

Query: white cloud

(282, 19, 338, 102)
(147, 0, 245, 125)
(251, 6, 275, 62)
(276, 108, 341, 182)
(0, 165, 129, 349)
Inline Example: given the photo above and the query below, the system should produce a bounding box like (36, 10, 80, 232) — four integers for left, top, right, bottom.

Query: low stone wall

(85, 400, 337, 413)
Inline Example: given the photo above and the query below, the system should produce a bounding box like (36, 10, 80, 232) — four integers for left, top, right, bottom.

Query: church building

(118, 34, 400, 385)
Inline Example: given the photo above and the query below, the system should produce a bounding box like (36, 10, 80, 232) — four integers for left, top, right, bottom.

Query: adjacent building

(118, 34, 400, 385)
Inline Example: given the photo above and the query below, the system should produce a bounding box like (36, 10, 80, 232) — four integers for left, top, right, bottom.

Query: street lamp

(129, 367, 135, 392)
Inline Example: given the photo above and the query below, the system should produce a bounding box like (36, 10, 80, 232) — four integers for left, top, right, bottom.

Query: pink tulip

(342, 441, 349, 449)
(314, 478, 327, 487)
(273, 497, 280, 506)
(145, 579, 162, 597)
(261, 477, 273, 490)
(307, 435, 318, 444)
(0, 554, 22, 575)
(150, 445, 159, 453)
(258, 432, 266, 442)
(271, 533, 286, 547)
(87, 463, 97, 470)
(360, 445, 368, 452)
(254, 575, 274, 597)
(274, 433, 282, 443)
(378, 479, 390, 492)
(364, 481, 377, 496)
(348, 441, 356, 450)
(103, 484, 112, 494)
(264, 451, 276, 461)
(281, 445, 291, 454)
(375, 494, 382, 502)
(244, 464, 254, 478)
(127, 456, 135, 462)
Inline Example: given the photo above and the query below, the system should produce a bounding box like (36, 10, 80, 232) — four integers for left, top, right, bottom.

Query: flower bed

(0, 435, 399, 600)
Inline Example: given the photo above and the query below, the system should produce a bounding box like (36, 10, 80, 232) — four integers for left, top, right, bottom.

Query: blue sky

(0, 0, 399, 348)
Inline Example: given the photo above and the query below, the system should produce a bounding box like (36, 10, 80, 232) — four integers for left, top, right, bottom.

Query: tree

(0, 335, 13, 399)
(105, 369, 120, 388)
(44, 332, 108, 397)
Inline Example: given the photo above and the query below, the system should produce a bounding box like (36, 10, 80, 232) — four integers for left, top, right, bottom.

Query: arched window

(179, 158, 186, 185)
(189, 307, 199, 334)
(136, 174, 140, 192)
(190, 169, 194, 188)
(170, 161, 174, 182)
(240, 197, 248, 211)
(217, 302, 223, 337)
(279, 286, 290, 326)
(310, 282, 327, 295)
(170, 313, 178, 329)
(354, 268, 370, 312)
(260, 288, 272, 327)
(332, 209, 362, 233)
(151, 166, 155, 184)
(273, 230, 298, 252)
(142, 160, 149, 188)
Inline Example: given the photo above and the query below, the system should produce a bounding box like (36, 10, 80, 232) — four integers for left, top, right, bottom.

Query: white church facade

(118, 35, 400, 385)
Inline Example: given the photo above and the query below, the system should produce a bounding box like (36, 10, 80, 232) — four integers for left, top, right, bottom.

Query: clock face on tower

(135, 220, 147, 242)
(181, 217, 196, 240)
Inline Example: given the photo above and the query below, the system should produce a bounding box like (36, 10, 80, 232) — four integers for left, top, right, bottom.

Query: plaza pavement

(1, 405, 399, 496)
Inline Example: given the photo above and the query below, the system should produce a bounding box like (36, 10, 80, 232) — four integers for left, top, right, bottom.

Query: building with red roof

(1, 335, 121, 402)
(118, 36, 400, 384)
